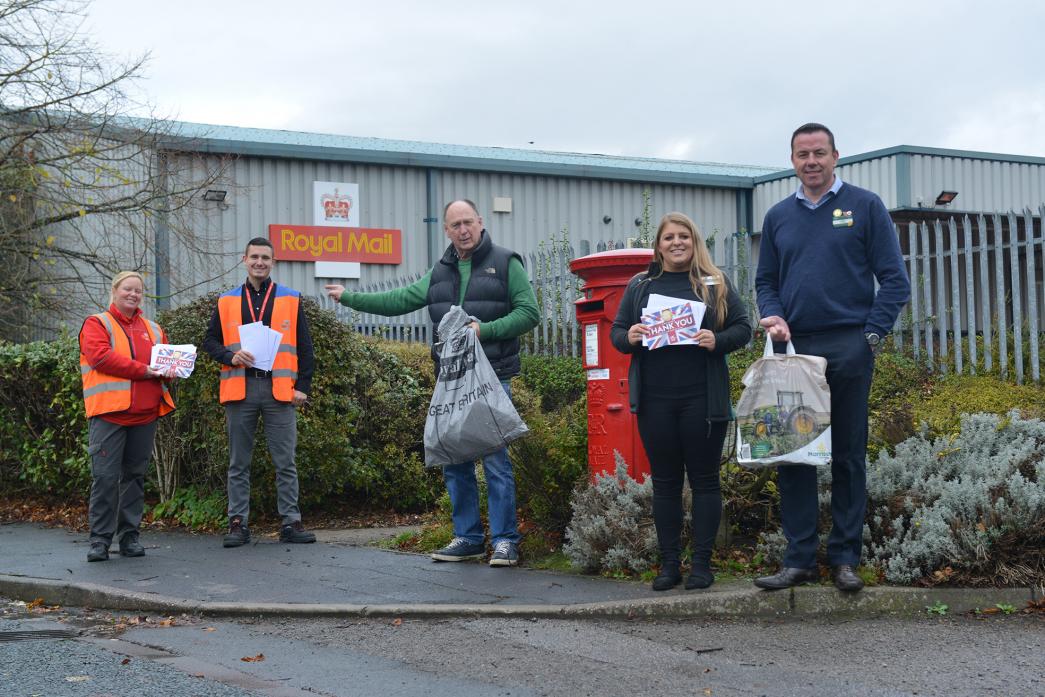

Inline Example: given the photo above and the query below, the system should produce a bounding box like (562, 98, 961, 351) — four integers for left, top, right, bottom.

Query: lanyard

(245, 282, 275, 324)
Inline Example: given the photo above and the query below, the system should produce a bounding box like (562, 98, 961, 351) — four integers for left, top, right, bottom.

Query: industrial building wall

(174, 154, 432, 305)
(752, 154, 1045, 229)
(434, 169, 739, 262)
(908, 155, 1045, 213)
(173, 154, 740, 308)
(751, 155, 899, 228)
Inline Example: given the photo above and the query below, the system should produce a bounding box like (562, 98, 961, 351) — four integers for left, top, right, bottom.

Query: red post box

(570, 248, 654, 482)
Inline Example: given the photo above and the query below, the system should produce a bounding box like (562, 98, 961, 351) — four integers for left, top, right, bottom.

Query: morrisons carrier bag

(424, 306, 529, 467)
(735, 339, 831, 468)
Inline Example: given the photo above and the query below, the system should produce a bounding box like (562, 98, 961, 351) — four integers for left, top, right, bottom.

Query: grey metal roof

(752, 145, 1045, 184)
(159, 120, 781, 189)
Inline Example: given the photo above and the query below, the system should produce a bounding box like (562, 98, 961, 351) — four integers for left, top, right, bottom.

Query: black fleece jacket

(610, 264, 753, 420)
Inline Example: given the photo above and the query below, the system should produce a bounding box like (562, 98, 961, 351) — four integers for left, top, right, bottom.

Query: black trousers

(637, 392, 727, 568)
(777, 327, 874, 568)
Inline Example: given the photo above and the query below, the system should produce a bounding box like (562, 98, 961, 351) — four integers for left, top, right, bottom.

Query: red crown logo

(321, 189, 353, 221)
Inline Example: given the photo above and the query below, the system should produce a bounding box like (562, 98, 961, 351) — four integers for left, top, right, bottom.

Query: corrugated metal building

(753, 145, 1045, 230)
(158, 121, 779, 309)
(38, 122, 1045, 341)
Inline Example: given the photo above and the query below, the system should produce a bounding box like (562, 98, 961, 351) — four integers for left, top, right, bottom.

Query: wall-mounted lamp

(203, 189, 228, 203)
(935, 190, 958, 206)
(634, 218, 642, 227)
(602, 215, 612, 224)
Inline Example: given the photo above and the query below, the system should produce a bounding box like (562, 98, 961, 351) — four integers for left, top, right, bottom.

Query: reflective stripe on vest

(217, 285, 300, 403)
(80, 311, 176, 418)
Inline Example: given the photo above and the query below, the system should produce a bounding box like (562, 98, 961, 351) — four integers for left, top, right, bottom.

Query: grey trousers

(87, 417, 158, 546)
(224, 375, 301, 526)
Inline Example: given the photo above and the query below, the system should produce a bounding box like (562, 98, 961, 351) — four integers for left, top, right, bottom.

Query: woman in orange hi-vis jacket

(78, 271, 176, 563)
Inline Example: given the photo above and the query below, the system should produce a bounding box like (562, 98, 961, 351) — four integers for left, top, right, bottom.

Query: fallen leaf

(27, 598, 44, 610)
(241, 653, 265, 663)
(158, 617, 175, 627)
(65, 676, 91, 682)
(120, 658, 130, 665)
(392, 618, 403, 627)
(704, 689, 713, 696)
(203, 627, 216, 632)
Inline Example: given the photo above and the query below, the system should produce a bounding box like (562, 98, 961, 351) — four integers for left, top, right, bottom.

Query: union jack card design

(641, 302, 701, 350)
(150, 344, 197, 378)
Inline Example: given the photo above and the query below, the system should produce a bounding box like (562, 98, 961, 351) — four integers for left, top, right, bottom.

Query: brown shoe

(223, 517, 250, 548)
(279, 521, 316, 544)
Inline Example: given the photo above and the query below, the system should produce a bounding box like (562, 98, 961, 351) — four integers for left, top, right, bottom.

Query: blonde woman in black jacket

(611, 212, 752, 590)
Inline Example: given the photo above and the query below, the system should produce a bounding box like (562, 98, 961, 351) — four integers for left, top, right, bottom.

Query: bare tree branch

(0, 0, 235, 340)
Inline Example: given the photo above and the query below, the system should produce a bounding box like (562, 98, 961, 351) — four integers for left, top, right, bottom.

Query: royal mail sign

(269, 224, 402, 265)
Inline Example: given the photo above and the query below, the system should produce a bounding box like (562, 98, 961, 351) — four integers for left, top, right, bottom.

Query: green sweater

(338, 257, 539, 342)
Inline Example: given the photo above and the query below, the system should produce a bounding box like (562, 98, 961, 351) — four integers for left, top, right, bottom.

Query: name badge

(832, 208, 855, 228)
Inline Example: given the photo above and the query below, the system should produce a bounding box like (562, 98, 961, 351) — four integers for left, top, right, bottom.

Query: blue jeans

(441, 381, 521, 546)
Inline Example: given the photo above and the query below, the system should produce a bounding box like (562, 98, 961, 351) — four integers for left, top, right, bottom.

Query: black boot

(652, 562, 682, 591)
(685, 565, 715, 589)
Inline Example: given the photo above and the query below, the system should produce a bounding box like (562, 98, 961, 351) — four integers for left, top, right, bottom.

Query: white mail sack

(423, 306, 529, 467)
(736, 339, 831, 468)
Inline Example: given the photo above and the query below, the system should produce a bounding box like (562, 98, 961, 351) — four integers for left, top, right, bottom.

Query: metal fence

(896, 207, 1045, 384)
(330, 209, 1045, 386)
(327, 232, 756, 359)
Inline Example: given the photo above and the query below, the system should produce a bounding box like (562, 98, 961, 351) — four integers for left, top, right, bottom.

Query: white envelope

(238, 321, 283, 371)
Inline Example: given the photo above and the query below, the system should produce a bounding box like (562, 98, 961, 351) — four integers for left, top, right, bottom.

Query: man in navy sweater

(754, 123, 910, 592)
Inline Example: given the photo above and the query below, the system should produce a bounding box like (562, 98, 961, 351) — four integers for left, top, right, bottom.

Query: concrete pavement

(0, 523, 1037, 619)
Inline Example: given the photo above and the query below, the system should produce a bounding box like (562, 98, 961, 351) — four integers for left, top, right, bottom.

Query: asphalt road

(3, 598, 1042, 697)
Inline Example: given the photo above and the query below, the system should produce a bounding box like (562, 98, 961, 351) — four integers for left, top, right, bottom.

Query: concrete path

(0, 523, 1036, 619)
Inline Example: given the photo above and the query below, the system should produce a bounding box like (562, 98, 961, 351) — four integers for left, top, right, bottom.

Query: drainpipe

(154, 151, 171, 311)
(425, 168, 439, 268)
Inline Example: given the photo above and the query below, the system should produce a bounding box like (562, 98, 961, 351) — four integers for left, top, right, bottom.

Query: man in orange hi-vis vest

(202, 237, 316, 548)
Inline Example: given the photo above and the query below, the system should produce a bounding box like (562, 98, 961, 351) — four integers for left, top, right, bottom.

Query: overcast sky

(83, 0, 1045, 169)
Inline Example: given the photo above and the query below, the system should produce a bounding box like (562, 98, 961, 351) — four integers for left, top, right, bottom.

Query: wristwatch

(865, 331, 882, 354)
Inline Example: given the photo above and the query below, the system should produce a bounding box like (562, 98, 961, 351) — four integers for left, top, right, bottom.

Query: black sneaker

(86, 542, 109, 562)
(430, 537, 485, 562)
(223, 517, 250, 548)
(279, 521, 316, 544)
(119, 532, 145, 557)
(489, 540, 519, 567)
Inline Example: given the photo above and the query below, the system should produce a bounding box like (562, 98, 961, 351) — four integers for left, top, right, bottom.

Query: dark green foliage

(518, 354, 586, 411)
(146, 486, 226, 529)
(157, 293, 441, 515)
(727, 342, 763, 405)
(0, 297, 443, 521)
(0, 335, 89, 495)
(510, 378, 588, 536)
(866, 350, 931, 460)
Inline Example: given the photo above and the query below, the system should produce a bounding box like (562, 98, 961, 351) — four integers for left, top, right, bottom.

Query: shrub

(867, 350, 932, 460)
(911, 374, 1045, 437)
(156, 293, 442, 514)
(0, 296, 444, 518)
(563, 452, 657, 573)
(510, 381, 588, 536)
(756, 412, 1045, 587)
(146, 486, 226, 530)
(866, 411, 1044, 586)
(518, 354, 585, 412)
(0, 336, 89, 496)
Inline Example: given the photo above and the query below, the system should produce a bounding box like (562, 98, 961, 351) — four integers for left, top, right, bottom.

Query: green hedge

(0, 336, 90, 496)
(0, 299, 591, 533)
(0, 296, 443, 517)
